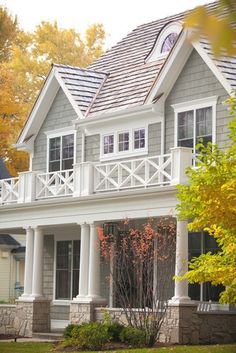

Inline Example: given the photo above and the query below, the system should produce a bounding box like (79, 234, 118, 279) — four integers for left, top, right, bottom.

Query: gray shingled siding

(43, 235, 54, 300)
(32, 88, 79, 172)
(148, 122, 161, 156)
(85, 135, 100, 162)
(165, 50, 230, 153)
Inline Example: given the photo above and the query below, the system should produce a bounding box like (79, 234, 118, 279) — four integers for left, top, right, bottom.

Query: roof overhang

(146, 29, 232, 105)
(16, 66, 83, 153)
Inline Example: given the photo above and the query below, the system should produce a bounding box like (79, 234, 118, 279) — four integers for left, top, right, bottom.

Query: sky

(2, 0, 215, 48)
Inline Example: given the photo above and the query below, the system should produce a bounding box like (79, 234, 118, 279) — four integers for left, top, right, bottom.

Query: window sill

(52, 300, 71, 306)
(100, 150, 148, 162)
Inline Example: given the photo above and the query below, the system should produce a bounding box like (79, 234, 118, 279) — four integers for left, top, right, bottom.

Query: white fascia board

(17, 67, 59, 146)
(146, 30, 193, 105)
(73, 103, 163, 130)
(54, 68, 84, 119)
(192, 41, 232, 95)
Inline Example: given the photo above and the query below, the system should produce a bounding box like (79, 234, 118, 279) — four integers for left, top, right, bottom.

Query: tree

(0, 6, 18, 62)
(185, 0, 236, 56)
(0, 12, 105, 176)
(177, 95, 236, 305)
(98, 218, 176, 346)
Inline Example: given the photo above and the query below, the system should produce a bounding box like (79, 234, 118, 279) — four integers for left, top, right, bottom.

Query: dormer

(146, 21, 182, 62)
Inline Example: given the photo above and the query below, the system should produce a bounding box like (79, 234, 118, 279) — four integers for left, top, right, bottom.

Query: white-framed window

(45, 128, 76, 172)
(101, 127, 147, 160)
(103, 134, 114, 154)
(118, 131, 129, 152)
(145, 22, 182, 62)
(172, 96, 217, 155)
(55, 239, 80, 300)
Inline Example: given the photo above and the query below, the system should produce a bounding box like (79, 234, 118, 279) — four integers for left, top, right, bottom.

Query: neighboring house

(0, 159, 25, 301)
(0, 1, 235, 343)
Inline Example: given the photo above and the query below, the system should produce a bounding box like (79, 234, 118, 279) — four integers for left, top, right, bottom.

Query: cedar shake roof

(55, 1, 235, 118)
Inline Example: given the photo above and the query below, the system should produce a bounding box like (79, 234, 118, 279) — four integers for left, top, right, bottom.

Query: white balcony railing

(0, 147, 193, 205)
(36, 169, 74, 199)
(0, 177, 20, 204)
(94, 154, 172, 192)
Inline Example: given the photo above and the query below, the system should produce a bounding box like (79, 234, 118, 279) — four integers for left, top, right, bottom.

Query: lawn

(0, 342, 236, 353)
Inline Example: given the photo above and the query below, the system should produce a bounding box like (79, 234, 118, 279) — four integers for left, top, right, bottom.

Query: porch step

(32, 332, 63, 341)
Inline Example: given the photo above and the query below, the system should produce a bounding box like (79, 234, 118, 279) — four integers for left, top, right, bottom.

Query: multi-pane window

(103, 135, 114, 154)
(134, 129, 145, 149)
(55, 240, 80, 300)
(102, 128, 147, 156)
(49, 134, 74, 172)
(161, 32, 178, 54)
(118, 132, 129, 152)
(177, 106, 212, 152)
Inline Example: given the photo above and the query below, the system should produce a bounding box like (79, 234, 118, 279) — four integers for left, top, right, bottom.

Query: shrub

(63, 324, 78, 339)
(120, 326, 147, 347)
(78, 322, 111, 350)
(106, 321, 124, 342)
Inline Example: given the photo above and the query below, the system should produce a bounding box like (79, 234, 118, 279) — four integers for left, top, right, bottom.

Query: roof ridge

(53, 63, 108, 76)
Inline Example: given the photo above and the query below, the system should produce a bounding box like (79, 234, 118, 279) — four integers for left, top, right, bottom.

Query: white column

(88, 223, 101, 299)
(76, 223, 90, 298)
(31, 227, 44, 298)
(21, 227, 34, 298)
(171, 220, 190, 303)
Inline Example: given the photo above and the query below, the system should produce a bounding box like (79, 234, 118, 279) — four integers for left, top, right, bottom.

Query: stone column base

(70, 300, 107, 324)
(15, 299, 51, 337)
(158, 301, 198, 344)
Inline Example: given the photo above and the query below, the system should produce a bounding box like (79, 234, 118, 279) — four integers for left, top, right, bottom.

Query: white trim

(146, 22, 182, 63)
(100, 126, 148, 161)
(173, 96, 218, 151)
(46, 130, 77, 173)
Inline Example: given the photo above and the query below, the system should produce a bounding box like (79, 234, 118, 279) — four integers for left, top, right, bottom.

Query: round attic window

(161, 32, 178, 54)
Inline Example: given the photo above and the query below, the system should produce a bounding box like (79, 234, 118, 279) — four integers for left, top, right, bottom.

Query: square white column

(75, 223, 90, 299)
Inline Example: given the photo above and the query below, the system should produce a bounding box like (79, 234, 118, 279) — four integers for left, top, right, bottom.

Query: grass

(0, 342, 236, 353)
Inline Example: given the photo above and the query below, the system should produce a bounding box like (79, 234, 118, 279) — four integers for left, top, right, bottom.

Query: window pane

(103, 135, 114, 154)
(118, 132, 129, 152)
(134, 129, 145, 149)
(178, 111, 194, 148)
(49, 161, 60, 172)
(49, 137, 61, 172)
(56, 241, 71, 299)
(161, 32, 178, 53)
(196, 107, 212, 137)
(72, 240, 80, 298)
(62, 134, 74, 170)
(62, 158, 73, 170)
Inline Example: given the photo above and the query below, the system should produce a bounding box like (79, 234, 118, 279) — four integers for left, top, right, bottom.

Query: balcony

(0, 147, 193, 205)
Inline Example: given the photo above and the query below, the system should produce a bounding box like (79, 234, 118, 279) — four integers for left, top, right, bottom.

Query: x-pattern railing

(94, 154, 172, 192)
(36, 169, 74, 199)
(0, 177, 20, 204)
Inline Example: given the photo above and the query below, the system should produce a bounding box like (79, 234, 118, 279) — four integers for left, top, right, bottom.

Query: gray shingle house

(0, 1, 235, 343)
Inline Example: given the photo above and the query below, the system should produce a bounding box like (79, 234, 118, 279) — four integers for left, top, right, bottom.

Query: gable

(165, 49, 230, 153)
(32, 88, 77, 172)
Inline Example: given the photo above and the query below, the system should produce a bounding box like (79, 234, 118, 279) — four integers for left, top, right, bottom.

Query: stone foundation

(70, 301, 107, 324)
(0, 305, 17, 335)
(15, 299, 51, 337)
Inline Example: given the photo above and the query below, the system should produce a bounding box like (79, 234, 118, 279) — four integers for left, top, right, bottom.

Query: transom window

(48, 133, 74, 172)
(55, 240, 80, 300)
(177, 106, 213, 153)
(102, 128, 147, 158)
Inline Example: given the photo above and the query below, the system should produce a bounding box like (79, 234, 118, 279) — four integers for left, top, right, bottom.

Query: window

(188, 231, 224, 302)
(118, 132, 129, 152)
(177, 106, 212, 153)
(161, 32, 178, 54)
(49, 133, 74, 172)
(55, 240, 80, 300)
(134, 129, 145, 149)
(101, 128, 147, 159)
(103, 134, 114, 154)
